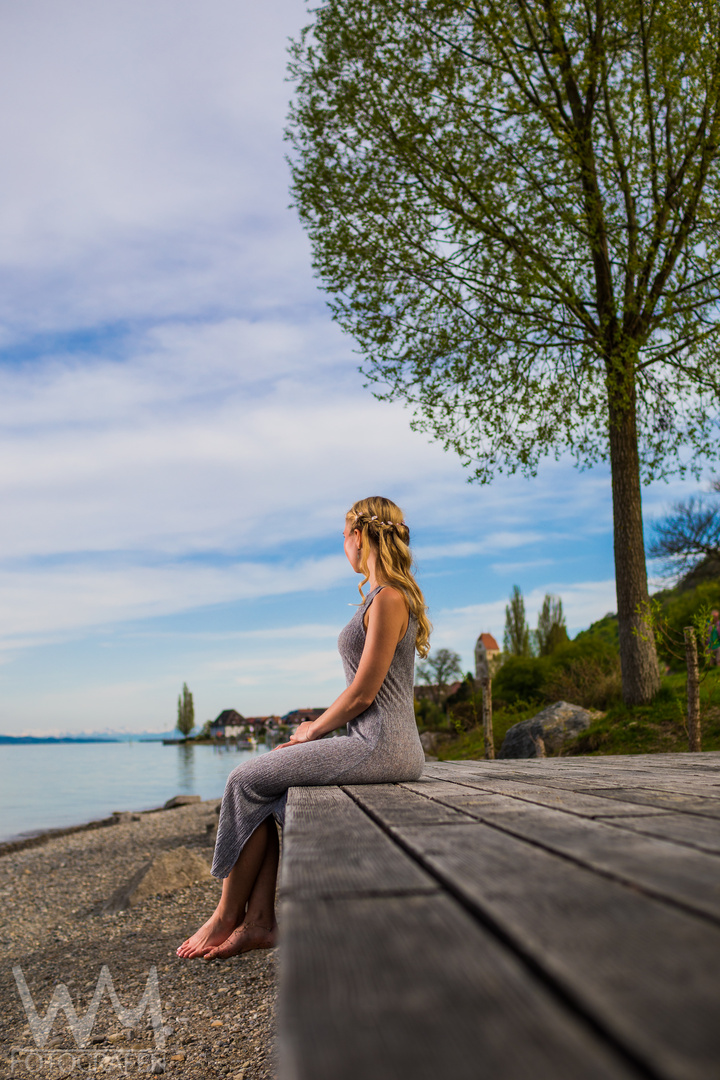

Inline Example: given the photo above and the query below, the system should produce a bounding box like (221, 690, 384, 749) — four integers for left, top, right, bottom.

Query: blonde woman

(177, 496, 431, 960)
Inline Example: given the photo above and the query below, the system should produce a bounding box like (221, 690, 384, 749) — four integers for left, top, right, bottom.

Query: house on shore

(209, 709, 247, 739)
(283, 708, 327, 730)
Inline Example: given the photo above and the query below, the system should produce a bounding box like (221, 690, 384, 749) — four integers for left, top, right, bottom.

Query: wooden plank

(421, 769, 673, 818)
(424, 763, 720, 815)
(279, 786, 438, 901)
(346, 800, 720, 1080)
(581, 789, 720, 819)
(278, 890, 641, 1080)
(399, 781, 720, 922)
(604, 811, 720, 856)
(426, 760, 720, 797)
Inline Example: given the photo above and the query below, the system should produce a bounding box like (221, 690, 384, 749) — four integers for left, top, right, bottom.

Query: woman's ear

(354, 528, 362, 549)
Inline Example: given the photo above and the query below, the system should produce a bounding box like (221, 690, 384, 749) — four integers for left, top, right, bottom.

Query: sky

(0, 0, 709, 736)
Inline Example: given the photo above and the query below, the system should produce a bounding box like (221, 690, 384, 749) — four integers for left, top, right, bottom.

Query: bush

(493, 656, 549, 705)
(492, 638, 621, 710)
(542, 657, 622, 709)
(540, 638, 622, 709)
(414, 697, 448, 731)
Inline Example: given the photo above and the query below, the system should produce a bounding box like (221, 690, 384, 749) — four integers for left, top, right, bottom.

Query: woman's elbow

(351, 686, 377, 711)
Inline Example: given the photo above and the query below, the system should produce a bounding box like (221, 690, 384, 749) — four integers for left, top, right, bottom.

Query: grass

(429, 669, 720, 760)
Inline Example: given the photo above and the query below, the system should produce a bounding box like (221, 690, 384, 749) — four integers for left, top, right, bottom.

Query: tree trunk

(607, 370, 661, 705)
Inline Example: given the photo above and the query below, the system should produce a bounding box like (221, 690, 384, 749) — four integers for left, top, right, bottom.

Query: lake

(0, 740, 271, 843)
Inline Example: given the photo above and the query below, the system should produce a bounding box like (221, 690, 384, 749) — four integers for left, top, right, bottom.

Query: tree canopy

(416, 647, 464, 704)
(287, 0, 720, 703)
(650, 479, 720, 574)
(288, 0, 720, 481)
(504, 585, 532, 656)
(536, 593, 569, 655)
(177, 683, 195, 738)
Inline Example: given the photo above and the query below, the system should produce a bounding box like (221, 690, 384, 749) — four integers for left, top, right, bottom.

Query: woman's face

(343, 520, 362, 573)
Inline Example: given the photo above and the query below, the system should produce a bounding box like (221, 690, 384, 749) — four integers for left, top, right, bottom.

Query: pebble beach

(0, 799, 279, 1079)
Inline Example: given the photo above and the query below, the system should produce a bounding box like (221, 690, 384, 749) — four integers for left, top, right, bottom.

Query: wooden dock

(277, 752, 720, 1080)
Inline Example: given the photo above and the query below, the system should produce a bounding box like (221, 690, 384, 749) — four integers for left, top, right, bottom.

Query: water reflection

(177, 742, 196, 792)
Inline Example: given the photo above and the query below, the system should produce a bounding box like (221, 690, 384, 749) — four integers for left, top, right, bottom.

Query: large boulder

(103, 847, 212, 912)
(498, 701, 592, 759)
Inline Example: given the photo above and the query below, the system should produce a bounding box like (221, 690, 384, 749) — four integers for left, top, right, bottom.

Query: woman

(177, 496, 431, 960)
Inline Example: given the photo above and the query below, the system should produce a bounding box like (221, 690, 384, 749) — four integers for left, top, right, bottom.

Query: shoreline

(0, 798, 209, 859)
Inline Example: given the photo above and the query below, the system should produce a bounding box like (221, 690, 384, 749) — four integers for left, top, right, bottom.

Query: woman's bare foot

(204, 920, 278, 960)
(176, 911, 237, 959)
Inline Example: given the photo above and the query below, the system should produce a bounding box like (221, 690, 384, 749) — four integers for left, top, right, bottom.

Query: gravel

(0, 800, 279, 1079)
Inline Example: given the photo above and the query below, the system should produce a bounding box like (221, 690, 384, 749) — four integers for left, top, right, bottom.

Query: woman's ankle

(244, 911, 276, 930)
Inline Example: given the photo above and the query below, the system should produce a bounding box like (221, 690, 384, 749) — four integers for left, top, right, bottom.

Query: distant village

(198, 708, 327, 743)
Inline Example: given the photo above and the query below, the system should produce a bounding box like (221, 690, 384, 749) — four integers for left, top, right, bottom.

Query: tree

(649, 479, 720, 575)
(416, 647, 464, 706)
(536, 594, 569, 656)
(287, 0, 720, 704)
(176, 683, 195, 738)
(504, 586, 532, 657)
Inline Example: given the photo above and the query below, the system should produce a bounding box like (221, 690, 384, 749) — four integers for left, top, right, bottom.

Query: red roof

(479, 633, 500, 651)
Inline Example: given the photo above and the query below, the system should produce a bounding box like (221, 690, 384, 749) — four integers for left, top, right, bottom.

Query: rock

(419, 731, 452, 755)
(163, 795, 202, 809)
(103, 847, 212, 912)
(498, 701, 592, 759)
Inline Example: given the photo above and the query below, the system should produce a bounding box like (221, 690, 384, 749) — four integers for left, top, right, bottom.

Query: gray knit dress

(211, 585, 426, 879)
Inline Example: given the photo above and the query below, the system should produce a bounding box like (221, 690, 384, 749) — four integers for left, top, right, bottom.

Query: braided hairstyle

(347, 496, 431, 658)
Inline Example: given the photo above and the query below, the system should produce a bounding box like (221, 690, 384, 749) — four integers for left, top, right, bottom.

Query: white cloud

(0, 556, 351, 640)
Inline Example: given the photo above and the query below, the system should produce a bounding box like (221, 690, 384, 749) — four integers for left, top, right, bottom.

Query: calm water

(0, 741, 270, 843)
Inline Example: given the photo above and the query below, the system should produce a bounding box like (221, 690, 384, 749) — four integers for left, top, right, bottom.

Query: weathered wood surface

(278, 753, 720, 1080)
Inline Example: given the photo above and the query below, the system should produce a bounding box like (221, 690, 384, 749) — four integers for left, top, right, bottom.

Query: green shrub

(493, 656, 549, 705)
(492, 637, 621, 710)
(540, 638, 621, 709)
(542, 657, 622, 709)
(414, 697, 448, 731)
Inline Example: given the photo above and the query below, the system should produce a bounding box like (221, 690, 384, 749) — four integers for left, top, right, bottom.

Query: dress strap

(363, 585, 385, 604)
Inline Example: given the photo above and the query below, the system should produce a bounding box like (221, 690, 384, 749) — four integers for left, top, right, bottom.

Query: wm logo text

(11, 965, 166, 1075)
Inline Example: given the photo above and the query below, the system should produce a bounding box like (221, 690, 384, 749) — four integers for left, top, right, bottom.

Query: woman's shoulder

(371, 584, 410, 613)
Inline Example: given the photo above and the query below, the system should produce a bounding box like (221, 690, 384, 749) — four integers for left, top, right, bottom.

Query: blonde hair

(347, 496, 432, 658)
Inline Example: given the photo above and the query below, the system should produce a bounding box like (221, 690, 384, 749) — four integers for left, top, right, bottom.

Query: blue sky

(0, 0, 707, 735)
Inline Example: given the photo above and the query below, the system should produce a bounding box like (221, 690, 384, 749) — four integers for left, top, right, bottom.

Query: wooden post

(481, 677, 495, 760)
(684, 626, 702, 753)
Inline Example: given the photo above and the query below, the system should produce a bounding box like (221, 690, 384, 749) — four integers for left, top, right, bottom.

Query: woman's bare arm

(273, 588, 409, 748)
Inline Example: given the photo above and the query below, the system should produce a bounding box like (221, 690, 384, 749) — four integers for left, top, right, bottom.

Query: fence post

(481, 677, 495, 760)
(684, 626, 702, 753)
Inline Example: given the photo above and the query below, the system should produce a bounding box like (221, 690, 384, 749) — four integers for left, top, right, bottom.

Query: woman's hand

(272, 720, 317, 750)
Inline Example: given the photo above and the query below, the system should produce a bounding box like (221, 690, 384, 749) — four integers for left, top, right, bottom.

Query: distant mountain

(0, 728, 183, 744)
(0, 734, 121, 744)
